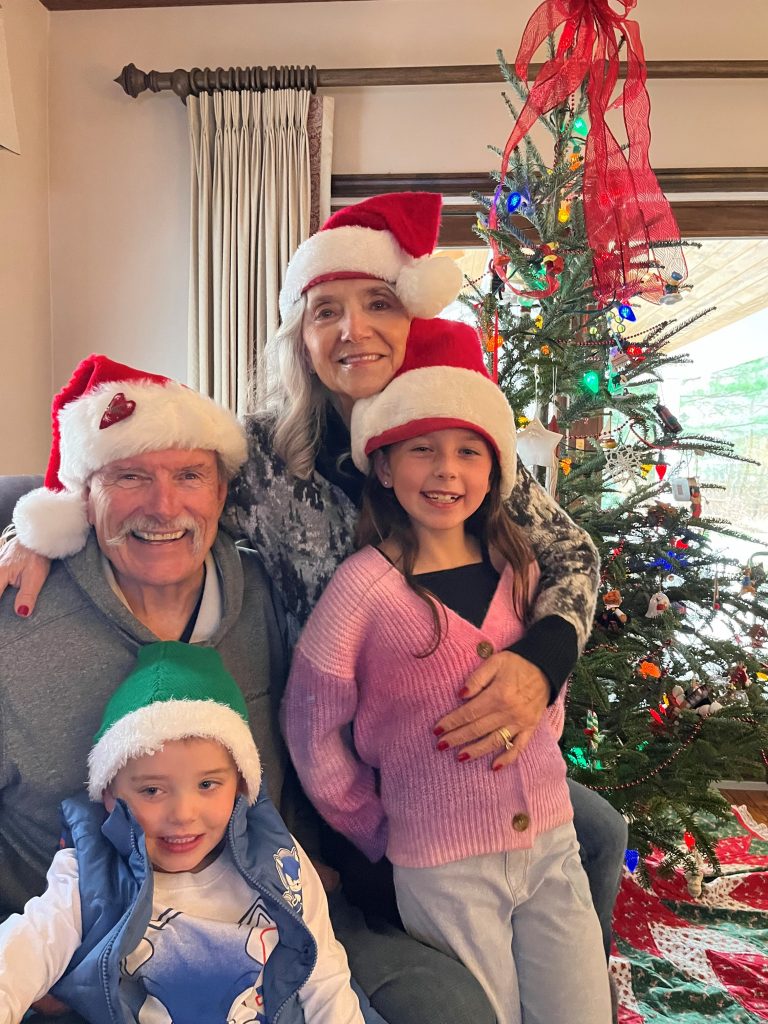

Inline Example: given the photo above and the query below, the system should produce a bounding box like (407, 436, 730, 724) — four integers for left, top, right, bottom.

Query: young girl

(282, 317, 612, 1024)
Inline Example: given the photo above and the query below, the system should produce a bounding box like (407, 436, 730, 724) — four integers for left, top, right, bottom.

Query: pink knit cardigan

(282, 546, 572, 869)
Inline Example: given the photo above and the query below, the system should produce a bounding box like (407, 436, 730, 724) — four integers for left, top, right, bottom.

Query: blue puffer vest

(51, 788, 317, 1024)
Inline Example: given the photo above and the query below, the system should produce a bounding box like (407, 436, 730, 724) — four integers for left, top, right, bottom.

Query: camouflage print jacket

(223, 412, 600, 656)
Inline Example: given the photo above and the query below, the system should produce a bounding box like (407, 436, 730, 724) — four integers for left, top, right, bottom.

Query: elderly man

(0, 356, 491, 1024)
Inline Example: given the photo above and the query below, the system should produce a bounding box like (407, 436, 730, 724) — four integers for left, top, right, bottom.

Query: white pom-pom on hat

(395, 255, 463, 319)
(14, 488, 91, 559)
(278, 192, 462, 319)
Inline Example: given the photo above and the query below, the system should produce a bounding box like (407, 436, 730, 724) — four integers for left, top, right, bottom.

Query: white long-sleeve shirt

(0, 842, 363, 1024)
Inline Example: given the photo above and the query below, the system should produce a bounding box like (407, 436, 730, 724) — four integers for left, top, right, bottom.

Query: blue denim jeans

(568, 778, 628, 960)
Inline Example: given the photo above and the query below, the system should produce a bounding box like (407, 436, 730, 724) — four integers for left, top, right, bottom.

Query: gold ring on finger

(498, 726, 515, 751)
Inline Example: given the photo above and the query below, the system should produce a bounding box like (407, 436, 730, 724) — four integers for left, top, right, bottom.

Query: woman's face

(302, 278, 411, 420)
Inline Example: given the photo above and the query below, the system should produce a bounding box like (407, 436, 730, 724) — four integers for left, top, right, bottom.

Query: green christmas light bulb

(582, 370, 601, 395)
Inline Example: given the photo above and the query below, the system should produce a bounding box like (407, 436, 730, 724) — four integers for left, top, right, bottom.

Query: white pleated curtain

(188, 89, 333, 413)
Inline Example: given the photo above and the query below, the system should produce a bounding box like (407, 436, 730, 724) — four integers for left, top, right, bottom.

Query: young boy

(0, 642, 368, 1024)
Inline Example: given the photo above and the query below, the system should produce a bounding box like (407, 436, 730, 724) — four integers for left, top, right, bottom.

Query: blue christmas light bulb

(506, 192, 523, 213)
(618, 303, 637, 322)
(625, 849, 640, 873)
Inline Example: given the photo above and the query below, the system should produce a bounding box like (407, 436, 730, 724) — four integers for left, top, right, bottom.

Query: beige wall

(0, 0, 50, 474)
(5, 0, 768, 471)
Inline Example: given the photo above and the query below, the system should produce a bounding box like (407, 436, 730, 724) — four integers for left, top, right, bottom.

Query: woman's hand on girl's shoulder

(0, 538, 51, 616)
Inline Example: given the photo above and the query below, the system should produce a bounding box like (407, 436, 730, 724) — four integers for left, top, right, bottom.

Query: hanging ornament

(689, 479, 702, 519)
(659, 271, 685, 306)
(625, 344, 645, 362)
(728, 663, 750, 690)
(484, 332, 502, 354)
(638, 660, 662, 679)
(516, 417, 564, 498)
(671, 679, 722, 718)
(740, 567, 757, 596)
(647, 502, 677, 529)
(685, 845, 705, 898)
(645, 591, 671, 619)
(655, 403, 683, 435)
(604, 446, 648, 486)
(597, 589, 629, 632)
(609, 347, 630, 374)
(583, 709, 604, 753)
(600, 434, 618, 450)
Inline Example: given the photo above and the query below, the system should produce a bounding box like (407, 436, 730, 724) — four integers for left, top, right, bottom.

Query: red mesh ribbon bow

(490, 0, 686, 305)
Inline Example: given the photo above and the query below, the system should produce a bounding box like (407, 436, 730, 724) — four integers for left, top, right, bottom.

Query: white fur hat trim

(87, 699, 262, 803)
(57, 380, 247, 490)
(279, 225, 462, 319)
(351, 366, 517, 498)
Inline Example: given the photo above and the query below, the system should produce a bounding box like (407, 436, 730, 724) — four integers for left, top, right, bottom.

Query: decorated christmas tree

(469, 6, 768, 881)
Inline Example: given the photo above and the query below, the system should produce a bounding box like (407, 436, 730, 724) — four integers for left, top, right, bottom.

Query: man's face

(86, 449, 227, 593)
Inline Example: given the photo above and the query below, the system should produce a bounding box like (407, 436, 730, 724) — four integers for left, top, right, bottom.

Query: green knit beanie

(87, 641, 261, 803)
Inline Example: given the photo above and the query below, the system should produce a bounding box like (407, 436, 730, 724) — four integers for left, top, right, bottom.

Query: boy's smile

(106, 737, 241, 874)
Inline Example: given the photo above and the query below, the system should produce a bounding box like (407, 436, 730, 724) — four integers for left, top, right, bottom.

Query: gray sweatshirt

(0, 531, 289, 918)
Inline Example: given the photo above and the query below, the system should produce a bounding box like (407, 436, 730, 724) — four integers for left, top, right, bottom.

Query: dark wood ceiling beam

(433, 202, 768, 247)
(332, 169, 768, 199)
(45, 0, 356, 9)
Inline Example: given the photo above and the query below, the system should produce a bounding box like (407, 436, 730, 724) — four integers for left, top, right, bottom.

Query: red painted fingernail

(458, 687, 470, 699)
(437, 740, 449, 752)
(17, 605, 30, 618)
(457, 752, 471, 762)
(493, 763, 504, 772)
(433, 726, 444, 737)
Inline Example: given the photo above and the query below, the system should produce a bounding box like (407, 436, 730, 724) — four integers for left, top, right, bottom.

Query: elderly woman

(4, 193, 624, 1023)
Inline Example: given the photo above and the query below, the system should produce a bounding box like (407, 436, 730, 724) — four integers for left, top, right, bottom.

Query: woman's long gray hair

(257, 296, 328, 480)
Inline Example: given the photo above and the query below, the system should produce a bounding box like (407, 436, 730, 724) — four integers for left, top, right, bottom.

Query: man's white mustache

(105, 515, 204, 555)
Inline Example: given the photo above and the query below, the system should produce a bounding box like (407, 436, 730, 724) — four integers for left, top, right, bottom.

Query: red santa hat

(351, 318, 517, 497)
(278, 192, 463, 320)
(14, 355, 247, 559)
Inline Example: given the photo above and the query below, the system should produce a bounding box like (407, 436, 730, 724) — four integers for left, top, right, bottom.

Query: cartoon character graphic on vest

(0, 643, 368, 1024)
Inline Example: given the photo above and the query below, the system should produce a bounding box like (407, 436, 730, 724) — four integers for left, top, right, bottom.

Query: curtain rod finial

(115, 63, 148, 99)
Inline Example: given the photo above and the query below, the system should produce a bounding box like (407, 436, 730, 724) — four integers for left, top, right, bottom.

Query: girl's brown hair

(355, 451, 534, 656)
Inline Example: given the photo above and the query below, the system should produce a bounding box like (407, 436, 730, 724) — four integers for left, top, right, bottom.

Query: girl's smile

(375, 428, 493, 563)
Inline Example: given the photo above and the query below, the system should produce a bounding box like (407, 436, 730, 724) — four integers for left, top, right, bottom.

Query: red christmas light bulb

(683, 832, 696, 850)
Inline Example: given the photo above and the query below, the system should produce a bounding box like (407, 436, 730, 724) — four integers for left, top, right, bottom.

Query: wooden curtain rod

(116, 60, 768, 102)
